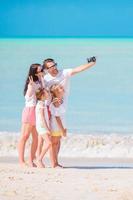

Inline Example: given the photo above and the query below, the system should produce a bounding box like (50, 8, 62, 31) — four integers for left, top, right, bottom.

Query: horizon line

(0, 36, 133, 39)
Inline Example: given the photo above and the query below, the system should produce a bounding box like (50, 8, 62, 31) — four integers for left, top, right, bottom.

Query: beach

(1, 133, 133, 199)
(1, 38, 133, 133)
(0, 157, 133, 200)
(0, 38, 133, 199)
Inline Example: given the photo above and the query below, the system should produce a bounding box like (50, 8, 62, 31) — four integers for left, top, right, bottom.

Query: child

(35, 88, 52, 168)
(49, 84, 67, 168)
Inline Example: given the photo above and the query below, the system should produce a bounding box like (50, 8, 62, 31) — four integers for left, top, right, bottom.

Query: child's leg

(18, 123, 32, 166)
(54, 137, 62, 166)
(55, 138, 63, 167)
(36, 135, 43, 158)
(49, 143, 56, 168)
(51, 136, 61, 167)
(29, 126, 38, 167)
(37, 134, 52, 168)
(50, 137, 58, 167)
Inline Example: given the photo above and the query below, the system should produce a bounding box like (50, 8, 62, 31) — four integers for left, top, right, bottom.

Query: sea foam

(0, 132, 133, 158)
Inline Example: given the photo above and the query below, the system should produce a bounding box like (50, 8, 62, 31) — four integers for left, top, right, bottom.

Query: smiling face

(29, 63, 42, 82)
(56, 85, 64, 97)
(37, 66, 42, 73)
(45, 61, 58, 76)
(50, 84, 64, 99)
(35, 66, 44, 77)
(36, 88, 49, 101)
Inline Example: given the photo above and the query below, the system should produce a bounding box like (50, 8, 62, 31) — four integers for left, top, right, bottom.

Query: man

(43, 57, 96, 167)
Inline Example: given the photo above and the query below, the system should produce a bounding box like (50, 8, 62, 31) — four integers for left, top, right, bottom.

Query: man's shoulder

(62, 68, 72, 77)
(59, 68, 72, 73)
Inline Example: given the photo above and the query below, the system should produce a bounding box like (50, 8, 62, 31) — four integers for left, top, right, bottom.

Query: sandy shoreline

(1, 156, 133, 167)
(1, 157, 133, 200)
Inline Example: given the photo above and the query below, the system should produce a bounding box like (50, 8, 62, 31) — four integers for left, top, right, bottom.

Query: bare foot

(19, 162, 28, 168)
(36, 160, 45, 168)
(28, 162, 37, 168)
(52, 163, 64, 168)
(56, 164, 64, 168)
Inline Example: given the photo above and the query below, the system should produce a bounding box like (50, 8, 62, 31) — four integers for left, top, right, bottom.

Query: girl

(18, 63, 43, 167)
(50, 84, 67, 168)
(35, 88, 52, 168)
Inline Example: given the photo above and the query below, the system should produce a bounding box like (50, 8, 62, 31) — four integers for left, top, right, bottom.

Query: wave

(0, 132, 133, 158)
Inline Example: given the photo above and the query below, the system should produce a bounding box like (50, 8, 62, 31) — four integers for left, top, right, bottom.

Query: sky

(0, 0, 133, 37)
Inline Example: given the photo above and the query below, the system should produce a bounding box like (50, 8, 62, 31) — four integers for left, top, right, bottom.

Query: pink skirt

(22, 106, 36, 126)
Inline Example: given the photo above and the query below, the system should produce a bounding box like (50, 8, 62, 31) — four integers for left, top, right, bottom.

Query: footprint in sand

(8, 176, 15, 181)
(108, 188, 117, 192)
(121, 191, 133, 200)
(24, 171, 34, 174)
(92, 187, 99, 192)
(3, 190, 17, 196)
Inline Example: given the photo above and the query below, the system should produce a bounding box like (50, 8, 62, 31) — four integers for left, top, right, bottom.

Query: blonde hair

(50, 84, 60, 97)
(36, 88, 47, 100)
(50, 84, 64, 107)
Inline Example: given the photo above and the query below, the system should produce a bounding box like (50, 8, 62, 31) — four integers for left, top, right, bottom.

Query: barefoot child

(49, 84, 67, 168)
(35, 88, 52, 168)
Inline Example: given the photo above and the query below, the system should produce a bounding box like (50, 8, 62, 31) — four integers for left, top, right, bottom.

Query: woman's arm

(26, 76, 35, 97)
(26, 84, 35, 97)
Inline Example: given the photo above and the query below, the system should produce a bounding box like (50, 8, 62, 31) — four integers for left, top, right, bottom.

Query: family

(18, 57, 96, 168)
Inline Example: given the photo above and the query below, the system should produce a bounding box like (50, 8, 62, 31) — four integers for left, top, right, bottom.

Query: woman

(18, 63, 44, 167)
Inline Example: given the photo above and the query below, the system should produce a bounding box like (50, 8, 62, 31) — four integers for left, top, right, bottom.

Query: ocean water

(0, 38, 133, 134)
(1, 133, 133, 158)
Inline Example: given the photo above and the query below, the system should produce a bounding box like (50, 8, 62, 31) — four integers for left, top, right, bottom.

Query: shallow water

(0, 38, 133, 133)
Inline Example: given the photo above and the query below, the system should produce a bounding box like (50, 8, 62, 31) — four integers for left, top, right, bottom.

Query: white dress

(49, 102, 66, 136)
(36, 101, 49, 135)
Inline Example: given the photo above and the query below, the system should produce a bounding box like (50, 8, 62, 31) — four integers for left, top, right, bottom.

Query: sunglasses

(47, 63, 57, 70)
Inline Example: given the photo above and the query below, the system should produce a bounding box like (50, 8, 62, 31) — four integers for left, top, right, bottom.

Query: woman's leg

(37, 134, 52, 168)
(29, 126, 38, 167)
(18, 123, 32, 166)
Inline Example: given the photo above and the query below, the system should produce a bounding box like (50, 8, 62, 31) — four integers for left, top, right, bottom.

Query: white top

(49, 102, 66, 132)
(25, 82, 40, 107)
(36, 100, 49, 130)
(44, 69, 72, 109)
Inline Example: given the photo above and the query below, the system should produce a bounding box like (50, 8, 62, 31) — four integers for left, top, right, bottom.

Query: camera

(87, 56, 96, 63)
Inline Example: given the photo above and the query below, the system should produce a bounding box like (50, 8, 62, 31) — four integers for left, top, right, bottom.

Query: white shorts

(36, 126, 48, 135)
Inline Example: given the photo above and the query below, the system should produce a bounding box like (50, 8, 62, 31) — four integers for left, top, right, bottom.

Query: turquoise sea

(0, 38, 133, 134)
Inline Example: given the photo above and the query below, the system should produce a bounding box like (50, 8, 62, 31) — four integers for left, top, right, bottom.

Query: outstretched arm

(70, 61, 96, 76)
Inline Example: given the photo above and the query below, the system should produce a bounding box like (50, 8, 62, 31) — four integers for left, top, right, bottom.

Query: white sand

(0, 157, 133, 200)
